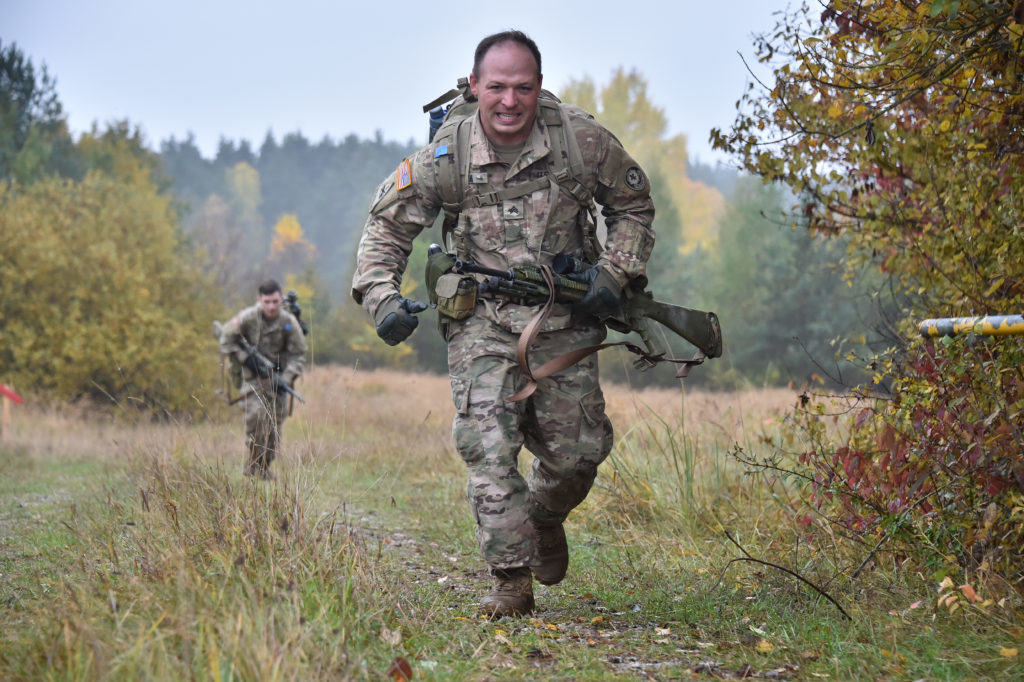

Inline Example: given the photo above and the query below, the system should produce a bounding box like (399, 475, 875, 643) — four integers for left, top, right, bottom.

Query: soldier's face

(258, 291, 283, 320)
(469, 41, 542, 146)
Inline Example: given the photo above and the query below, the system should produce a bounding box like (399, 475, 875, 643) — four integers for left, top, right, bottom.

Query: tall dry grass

(1, 365, 802, 679)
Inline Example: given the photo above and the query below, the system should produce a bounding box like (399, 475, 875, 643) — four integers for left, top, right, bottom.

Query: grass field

(1, 366, 1020, 680)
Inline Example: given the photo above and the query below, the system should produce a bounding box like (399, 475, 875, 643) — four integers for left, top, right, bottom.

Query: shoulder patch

(369, 176, 398, 213)
(624, 166, 647, 192)
(434, 144, 450, 157)
(396, 158, 412, 191)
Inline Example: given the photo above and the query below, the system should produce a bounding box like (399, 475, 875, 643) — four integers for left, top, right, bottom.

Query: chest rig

(423, 79, 601, 262)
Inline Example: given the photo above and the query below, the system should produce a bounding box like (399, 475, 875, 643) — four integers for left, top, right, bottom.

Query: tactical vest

(423, 79, 602, 262)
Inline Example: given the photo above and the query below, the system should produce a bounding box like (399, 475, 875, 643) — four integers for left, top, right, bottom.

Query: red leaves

(387, 657, 413, 681)
(794, 339, 1024, 575)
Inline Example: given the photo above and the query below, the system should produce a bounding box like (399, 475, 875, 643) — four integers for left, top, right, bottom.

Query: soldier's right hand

(374, 296, 428, 346)
(242, 353, 273, 378)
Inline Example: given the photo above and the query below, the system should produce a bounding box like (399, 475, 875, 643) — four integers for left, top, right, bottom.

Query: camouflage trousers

(241, 379, 290, 475)
(447, 315, 614, 570)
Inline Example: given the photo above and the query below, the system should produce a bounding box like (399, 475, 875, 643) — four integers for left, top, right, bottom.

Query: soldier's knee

(468, 463, 527, 506)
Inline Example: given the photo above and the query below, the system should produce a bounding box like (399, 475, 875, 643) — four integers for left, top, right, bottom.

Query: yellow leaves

(756, 639, 775, 654)
(938, 120, 951, 132)
(269, 213, 317, 269)
(827, 101, 843, 119)
(271, 214, 305, 252)
(1001, 647, 1019, 658)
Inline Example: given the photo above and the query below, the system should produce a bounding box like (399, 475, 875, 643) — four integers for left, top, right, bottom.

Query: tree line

(1, 37, 879, 413)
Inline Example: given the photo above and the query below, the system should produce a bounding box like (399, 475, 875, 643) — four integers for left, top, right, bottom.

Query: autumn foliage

(714, 1, 1024, 581)
(0, 168, 221, 413)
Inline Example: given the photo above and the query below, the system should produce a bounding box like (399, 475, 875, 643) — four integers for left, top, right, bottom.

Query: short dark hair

(473, 30, 542, 80)
(258, 279, 282, 296)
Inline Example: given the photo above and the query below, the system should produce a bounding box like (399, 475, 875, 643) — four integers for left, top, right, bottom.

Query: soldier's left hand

(573, 266, 623, 319)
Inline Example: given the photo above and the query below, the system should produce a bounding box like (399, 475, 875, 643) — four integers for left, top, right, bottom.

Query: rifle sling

(508, 268, 708, 402)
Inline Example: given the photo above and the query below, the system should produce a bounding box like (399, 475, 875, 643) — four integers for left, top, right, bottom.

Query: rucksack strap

(437, 115, 474, 252)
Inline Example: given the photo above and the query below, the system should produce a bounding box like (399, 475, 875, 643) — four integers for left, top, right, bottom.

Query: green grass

(0, 372, 1021, 680)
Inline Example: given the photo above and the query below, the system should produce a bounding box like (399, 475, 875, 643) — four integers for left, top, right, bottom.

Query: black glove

(374, 296, 428, 346)
(573, 266, 623, 319)
(242, 353, 273, 378)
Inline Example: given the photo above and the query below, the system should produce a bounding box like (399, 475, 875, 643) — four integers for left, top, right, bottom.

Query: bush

(0, 171, 222, 414)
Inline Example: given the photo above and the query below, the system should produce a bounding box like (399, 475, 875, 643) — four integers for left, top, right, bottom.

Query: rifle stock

(628, 293, 722, 360)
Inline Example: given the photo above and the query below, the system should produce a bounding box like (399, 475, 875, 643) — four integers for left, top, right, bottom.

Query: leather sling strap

(508, 269, 708, 402)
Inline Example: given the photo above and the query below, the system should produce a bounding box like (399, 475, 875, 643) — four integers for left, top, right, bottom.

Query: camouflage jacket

(351, 107, 655, 334)
(218, 305, 307, 382)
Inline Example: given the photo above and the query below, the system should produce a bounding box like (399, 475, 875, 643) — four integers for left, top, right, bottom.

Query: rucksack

(422, 78, 601, 261)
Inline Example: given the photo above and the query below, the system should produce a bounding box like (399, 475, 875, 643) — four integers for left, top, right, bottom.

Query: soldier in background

(219, 279, 307, 480)
(351, 31, 655, 617)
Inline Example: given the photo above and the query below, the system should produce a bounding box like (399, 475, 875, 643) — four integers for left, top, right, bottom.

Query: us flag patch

(396, 158, 412, 190)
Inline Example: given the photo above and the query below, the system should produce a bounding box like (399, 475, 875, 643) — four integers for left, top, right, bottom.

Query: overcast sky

(3, 0, 785, 164)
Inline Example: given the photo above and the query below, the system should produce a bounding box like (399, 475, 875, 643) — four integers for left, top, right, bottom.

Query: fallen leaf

(959, 584, 981, 603)
(387, 656, 413, 681)
(801, 650, 820, 661)
(380, 626, 402, 646)
(908, 601, 922, 609)
(591, 616, 604, 625)
(756, 639, 774, 654)
(1000, 647, 1018, 658)
(655, 627, 671, 636)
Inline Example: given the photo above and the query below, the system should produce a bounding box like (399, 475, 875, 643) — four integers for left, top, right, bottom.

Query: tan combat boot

(530, 522, 568, 585)
(479, 567, 534, 618)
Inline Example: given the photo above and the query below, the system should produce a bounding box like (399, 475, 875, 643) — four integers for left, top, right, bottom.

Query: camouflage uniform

(352, 106, 654, 570)
(219, 305, 307, 476)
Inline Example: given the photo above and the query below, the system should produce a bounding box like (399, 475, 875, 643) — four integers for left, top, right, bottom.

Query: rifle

(428, 245, 722, 378)
(235, 336, 306, 404)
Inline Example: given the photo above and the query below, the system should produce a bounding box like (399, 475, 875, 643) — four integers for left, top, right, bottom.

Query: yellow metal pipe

(919, 314, 1024, 337)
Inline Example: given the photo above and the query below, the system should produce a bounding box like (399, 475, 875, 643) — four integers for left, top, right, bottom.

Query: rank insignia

(502, 199, 524, 220)
(470, 172, 488, 184)
(396, 158, 412, 190)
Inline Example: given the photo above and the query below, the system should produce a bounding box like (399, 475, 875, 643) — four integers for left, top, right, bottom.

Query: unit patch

(374, 179, 394, 204)
(624, 166, 647, 191)
(396, 158, 412, 190)
(470, 171, 488, 185)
